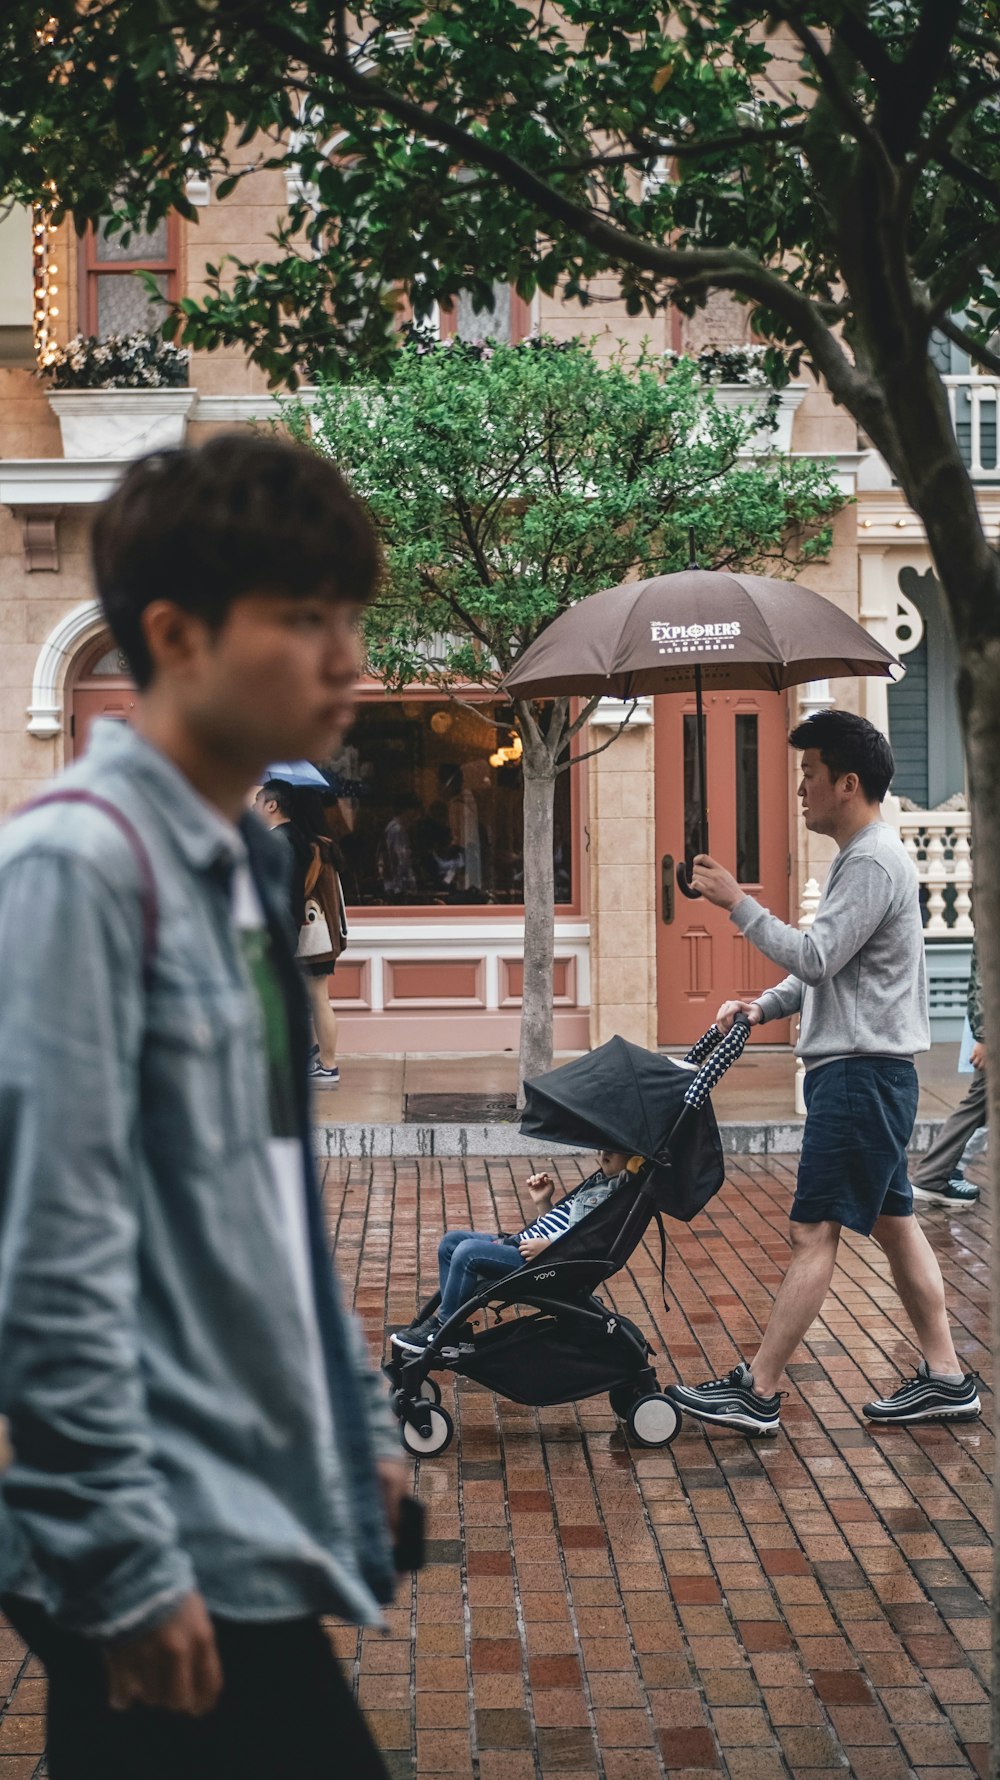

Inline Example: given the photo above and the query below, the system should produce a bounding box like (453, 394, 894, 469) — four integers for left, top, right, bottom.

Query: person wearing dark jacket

(255, 779, 341, 1087)
(909, 944, 985, 1207)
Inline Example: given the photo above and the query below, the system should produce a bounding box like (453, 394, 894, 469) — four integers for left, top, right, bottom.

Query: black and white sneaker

(666, 1362, 782, 1436)
(863, 1361, 981, 1425)
(308, 1061, 340, 1087)
(392, 1317, 442, 1354)
(911, 1174, 980, 1208)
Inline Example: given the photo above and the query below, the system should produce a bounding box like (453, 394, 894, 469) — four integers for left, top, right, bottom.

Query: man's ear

(140, 600, 210, 678)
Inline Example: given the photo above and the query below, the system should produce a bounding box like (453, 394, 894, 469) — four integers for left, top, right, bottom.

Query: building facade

(0, 173, 978, 1052)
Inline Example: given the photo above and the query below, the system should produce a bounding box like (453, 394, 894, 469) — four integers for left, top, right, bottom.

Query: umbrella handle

(676, 860, 702, 900)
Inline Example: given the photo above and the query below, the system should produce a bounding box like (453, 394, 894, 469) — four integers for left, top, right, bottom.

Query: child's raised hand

(519, 1235, 552, 1262)
(526, 1171, 555, 1202)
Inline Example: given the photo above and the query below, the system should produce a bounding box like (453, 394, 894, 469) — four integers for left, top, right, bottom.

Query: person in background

(378, 794, 420, 899)
(255, 779, 342, 1088)
(440, 763, 482, 891)
(0, 434, 407, 1780)
(910, 940, 985, 1207)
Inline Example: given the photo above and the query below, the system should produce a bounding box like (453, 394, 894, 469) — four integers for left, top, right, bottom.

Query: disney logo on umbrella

(650, 619, 742, 654)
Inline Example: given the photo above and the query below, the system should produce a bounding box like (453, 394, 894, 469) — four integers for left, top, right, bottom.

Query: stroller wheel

(626, 1394, 681, 1449)
(417, 1376, 442, 1406)
(399, 1404, 454, 1457)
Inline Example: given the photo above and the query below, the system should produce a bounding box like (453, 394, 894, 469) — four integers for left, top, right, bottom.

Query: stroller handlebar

(681, 1014, 752, 1112)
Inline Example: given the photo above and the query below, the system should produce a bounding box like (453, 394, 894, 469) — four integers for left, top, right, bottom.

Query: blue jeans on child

(437, 1230, 523, 1322)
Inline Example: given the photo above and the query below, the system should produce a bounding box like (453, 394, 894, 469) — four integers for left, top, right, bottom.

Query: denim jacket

(566, 1166, 628, 1227)
(0, 722, 397, 1639)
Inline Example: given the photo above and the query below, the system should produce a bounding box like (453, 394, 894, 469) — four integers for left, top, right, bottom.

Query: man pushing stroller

(392, 1148, 646, 1353)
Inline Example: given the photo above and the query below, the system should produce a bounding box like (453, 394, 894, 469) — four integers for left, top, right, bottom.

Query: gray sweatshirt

(732, 821, 930, 1071)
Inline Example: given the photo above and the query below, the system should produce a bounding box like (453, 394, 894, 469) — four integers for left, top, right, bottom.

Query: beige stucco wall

(0, 508, 93, 817)
(0, 161, 883, 1047)
(587, 720, 657, 1050)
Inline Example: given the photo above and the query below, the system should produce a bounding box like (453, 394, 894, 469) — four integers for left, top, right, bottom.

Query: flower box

(47, 388, 198, 460)
(712, 382, 808, 453)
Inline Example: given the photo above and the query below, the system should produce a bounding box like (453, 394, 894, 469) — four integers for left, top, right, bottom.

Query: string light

(32, 180, 60, 368)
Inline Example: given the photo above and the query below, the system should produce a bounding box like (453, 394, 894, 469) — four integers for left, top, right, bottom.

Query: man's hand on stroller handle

(519, 1235, 553, 1261)
(716, 998, 762, 1035)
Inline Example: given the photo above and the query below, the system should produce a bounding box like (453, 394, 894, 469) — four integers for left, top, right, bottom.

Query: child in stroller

(391, 1149, 647, 1355)
(383, 1018, 751, 1458)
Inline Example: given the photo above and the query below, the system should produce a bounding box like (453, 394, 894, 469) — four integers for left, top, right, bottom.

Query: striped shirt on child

(516, 1198, 576, 1244)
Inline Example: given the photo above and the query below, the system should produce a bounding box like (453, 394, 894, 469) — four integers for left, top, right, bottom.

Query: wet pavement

(0, 1150, 990, 1778)
(338, 1151, 991, 1779)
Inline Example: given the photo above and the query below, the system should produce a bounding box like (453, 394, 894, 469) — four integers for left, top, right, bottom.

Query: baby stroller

(384, 1017, 750, 1455)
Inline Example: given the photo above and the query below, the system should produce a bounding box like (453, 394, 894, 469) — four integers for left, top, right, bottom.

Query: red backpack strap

(18, 789, 158, 980)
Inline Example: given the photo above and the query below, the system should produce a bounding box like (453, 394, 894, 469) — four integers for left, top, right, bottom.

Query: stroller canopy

(521, 1034, 727, 1221)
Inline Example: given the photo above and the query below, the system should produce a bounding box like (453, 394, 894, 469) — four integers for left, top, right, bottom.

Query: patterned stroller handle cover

(680, 1015, 753, 1114)
(520, 1017, 751, 1221)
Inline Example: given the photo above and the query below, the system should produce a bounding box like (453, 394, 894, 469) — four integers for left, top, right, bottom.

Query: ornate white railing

(942, 375, 999, 480)
(897, 808, 973, 936)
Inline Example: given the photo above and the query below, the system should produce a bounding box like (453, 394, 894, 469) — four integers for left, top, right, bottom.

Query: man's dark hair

(260, 779, 295, 818)
(91, 433, 380, 688)
(788, 710, 894, 803)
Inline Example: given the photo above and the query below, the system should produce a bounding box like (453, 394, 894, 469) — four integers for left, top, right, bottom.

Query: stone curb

(315, 1116, 950, 1160)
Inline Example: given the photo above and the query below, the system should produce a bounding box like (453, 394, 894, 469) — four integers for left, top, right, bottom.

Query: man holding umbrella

(666, 709, 981, 1435)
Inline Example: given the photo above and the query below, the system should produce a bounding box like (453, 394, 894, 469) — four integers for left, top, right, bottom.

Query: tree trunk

(841, 353, 1000, 1744)
(958, 640, 1000, 1775)
(518, 740, 557, 1097)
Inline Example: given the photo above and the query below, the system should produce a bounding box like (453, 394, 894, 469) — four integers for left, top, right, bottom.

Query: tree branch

(936, 313, 1000, 379)
(934, 144, 1000, 208)
(445, 691, 505, 724)
(909, 71, 1000, 188)
(557, 697, 639, 772)
(888, 0, 965, 155)
(952, 22, 1000, 60)
(427, 577, 495, 652)
(245, 9, 867, 418)
(562, 693, 606, 743)
(547, 123, 806, 176)
(928, 221, 1000, 320)
(826, 5, 897, 88)
(767, 0, 897, 184)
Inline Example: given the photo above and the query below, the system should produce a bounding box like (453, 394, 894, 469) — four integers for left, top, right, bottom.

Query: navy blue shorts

(794, 1057, 918, 1235)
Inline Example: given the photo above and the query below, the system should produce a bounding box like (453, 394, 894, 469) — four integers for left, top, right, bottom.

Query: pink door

(71, 683, 137, 758)
(655, 690, 792, 1046)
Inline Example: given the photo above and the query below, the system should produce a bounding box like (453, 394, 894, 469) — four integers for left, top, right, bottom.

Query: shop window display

(325, 699, 573, 908)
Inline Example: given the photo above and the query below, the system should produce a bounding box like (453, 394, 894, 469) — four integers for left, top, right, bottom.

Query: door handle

(661, 854, 675, 924)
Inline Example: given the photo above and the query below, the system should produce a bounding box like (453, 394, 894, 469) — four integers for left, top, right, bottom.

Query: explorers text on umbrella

(650, 620, 742, 654)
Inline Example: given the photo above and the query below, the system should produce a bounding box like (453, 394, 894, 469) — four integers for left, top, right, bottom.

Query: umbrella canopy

(262, 760, 330, 789)
(502, 568, 898, 701)
(520, 1034, 725, 1220)
(503, 566, 899, 898)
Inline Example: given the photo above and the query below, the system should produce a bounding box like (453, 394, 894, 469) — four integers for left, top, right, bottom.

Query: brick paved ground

(0, 1153, 991, 1777)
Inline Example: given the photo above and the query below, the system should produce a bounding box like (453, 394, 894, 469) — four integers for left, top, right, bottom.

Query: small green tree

(301, 336, 844, 1086)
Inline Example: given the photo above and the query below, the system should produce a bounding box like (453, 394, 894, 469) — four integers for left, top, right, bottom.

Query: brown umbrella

(502, 565, 898, 897)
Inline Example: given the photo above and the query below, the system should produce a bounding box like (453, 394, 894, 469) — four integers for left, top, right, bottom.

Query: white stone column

(587, 698, 657, 1050)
